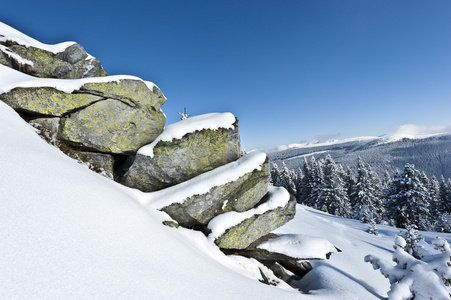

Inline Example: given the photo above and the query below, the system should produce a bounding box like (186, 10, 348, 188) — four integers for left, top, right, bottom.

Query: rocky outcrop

(207, 186, 296, 249)
(151, 153, 270, 227)
(0, 22, 330, 290)
(122, 113, 240, 192)
(0, 79, 166, 155)
(0, 42, 107, 78)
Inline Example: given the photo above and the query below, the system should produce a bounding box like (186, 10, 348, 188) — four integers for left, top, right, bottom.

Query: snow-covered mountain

(268, 134, 451, 180)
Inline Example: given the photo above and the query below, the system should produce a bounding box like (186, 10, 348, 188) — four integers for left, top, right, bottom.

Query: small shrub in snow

(367, 220, 379, 235)
(364, 235, 451, 300)
(400, 225, 427, 259)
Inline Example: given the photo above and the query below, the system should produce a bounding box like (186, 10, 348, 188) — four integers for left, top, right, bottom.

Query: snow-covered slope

(2, 99, 450, 299)
(0, 101, 299, 299)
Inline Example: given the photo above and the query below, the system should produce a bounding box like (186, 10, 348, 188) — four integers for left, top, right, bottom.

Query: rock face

(208, 187, 297, 250)
(160, 156, 270, 227)
(122, 116, 240, 192)
(0, 79, 166, 155)
(0, 42, 107, 78)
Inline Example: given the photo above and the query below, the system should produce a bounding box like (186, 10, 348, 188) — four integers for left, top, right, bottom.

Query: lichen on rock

(160, 157, 270, 227)
(122, 115, 240, 192)
(209, 188, 296, 250)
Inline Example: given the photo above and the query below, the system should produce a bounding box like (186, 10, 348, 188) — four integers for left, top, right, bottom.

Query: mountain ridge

(267, 133, 451, 180)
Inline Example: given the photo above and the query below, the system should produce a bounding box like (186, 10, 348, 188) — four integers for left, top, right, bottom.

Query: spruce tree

(308, 156, 325, 209)
(384, 164, 432, 230)
(318, 155, 352, 217)
(280, 162, 296, 196)
(352, 158, 383, 223)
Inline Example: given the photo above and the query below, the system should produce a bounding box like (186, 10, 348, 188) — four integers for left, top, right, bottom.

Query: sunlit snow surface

(257, 234, 338, 260)
(0, 64, 157, 94)
(1, 100, 451, 298)
(0, 21, 75, 54)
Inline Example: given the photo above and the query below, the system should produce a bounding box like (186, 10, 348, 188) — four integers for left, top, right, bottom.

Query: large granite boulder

(208, 186, 296, 249)
(0, 42, 107, 79)
(122, 113, 240, 192)
(0, 87, 103, 116)
(0, 78, 166, 155)
(145, 152, 269, 227)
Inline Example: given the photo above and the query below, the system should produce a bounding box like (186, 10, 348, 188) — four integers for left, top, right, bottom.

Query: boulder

(59, 99, 165, 154)
(122, 113, 240, 192)
(159, 154, 270, 227)
(0, 79, 166, 155)
(0, 87, 103, 116)
(28, 117, 115, 178)
(208, 186, 296, 249)
(0, 43, 107, 78)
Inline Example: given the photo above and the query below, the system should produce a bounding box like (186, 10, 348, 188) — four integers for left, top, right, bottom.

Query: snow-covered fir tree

(351, 158, 384, 223)
(365, 235, 451, 299)
(279, 162, 297, 196)
(318, 154, 352, 217)
(296, 157, 312, 204)
(400, 225, 427, 259)
(308, 156, 325, 209)
(384, 164, 432, 230)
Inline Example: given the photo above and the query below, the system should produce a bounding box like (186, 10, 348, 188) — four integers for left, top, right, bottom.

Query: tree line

(271, 155, 451, 233)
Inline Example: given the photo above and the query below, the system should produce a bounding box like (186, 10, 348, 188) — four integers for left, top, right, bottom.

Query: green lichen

(123, 124, 240, 192)
(0, 87, 103, 116)
(59, 99, 165, 154)
(81, 80, 166, 110)
(8, 45, 107, 79)
(161, 158, 269, 227)
(215, 196, 296, 249)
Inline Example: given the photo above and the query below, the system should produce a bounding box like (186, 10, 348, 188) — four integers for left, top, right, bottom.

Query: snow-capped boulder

(140, 152, 269, 227)
(0, 72, 166, 155)
(1, 86, 103, 116)
(122, 113, 240, 192)
(0, 22, 106, 78)
(208, 186, 296, 249)
(59, 80, 166, 154)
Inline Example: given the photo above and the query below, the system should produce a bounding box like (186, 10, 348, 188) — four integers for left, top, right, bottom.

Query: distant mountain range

(266, 134, 451, 180)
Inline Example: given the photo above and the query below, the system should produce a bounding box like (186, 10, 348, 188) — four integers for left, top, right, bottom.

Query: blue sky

(2, 0, 451, 150)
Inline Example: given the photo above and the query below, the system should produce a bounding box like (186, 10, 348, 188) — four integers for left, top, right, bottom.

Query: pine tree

(296, 158, 312, 204)
(308, 156, 325, 209)
(429, 175, 441, 217)
(318, 154, 352, 217)
(280, 162, 296, 196)
(270, 163, 281, 186)
(351, 158, 383, 223)
(384, 164, 432, 230)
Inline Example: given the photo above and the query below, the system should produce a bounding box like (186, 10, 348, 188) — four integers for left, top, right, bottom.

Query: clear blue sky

(2, 0, 451, 150)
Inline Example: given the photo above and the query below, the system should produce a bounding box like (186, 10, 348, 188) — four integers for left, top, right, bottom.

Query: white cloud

(388, 124, 451, 140)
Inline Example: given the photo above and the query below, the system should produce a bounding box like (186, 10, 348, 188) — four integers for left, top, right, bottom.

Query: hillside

(268, 135, 451, 179)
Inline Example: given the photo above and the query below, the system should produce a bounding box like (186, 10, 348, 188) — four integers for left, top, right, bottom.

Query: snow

(0, 44, 34, 66)
(385, 123, 451, 141)
(134, 151, 267, 209)
(0, 64, 156, 94)
(270, 136, 380, 153)
(0, 101, 300, 299)
(138, 112, 237, 157)
(257, 234, 338, 260)
(0, 21, 75, 53)
(207, 186, 290, 241)
(1, 94, 451, 298)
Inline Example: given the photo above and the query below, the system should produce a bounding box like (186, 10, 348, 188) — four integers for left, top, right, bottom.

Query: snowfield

(0, 100, 450, 298)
